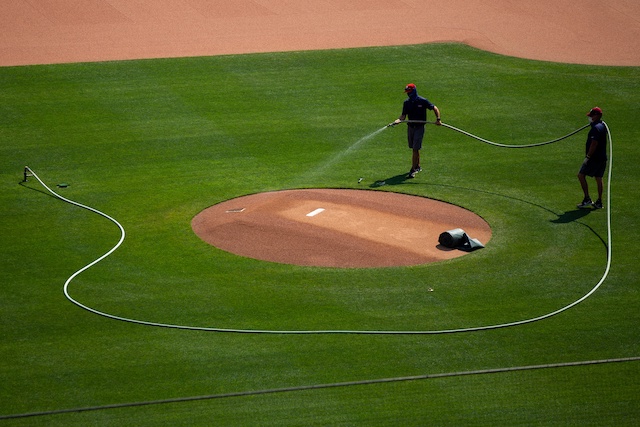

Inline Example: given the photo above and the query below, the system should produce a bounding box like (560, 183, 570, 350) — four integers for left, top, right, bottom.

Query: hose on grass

(398, 120, 589, 148)
(23, 121, 612, 334)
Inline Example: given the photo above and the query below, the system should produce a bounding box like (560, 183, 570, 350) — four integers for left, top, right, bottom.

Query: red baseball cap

(404, 83, 416, 93)
(587, 107, 603, 116)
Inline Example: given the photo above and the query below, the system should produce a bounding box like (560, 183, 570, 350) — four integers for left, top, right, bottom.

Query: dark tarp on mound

(438, 228, 484, 252)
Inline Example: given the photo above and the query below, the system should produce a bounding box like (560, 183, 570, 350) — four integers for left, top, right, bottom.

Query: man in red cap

(577, 107, 607, 209)
(390, 83, 441, 178)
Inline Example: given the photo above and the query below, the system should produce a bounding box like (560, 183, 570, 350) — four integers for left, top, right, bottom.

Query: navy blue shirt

(586, 121, 608, 161)
(402, 94, 435, 126)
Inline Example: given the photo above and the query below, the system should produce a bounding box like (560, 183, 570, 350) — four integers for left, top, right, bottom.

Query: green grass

(1, 43, 639, 425)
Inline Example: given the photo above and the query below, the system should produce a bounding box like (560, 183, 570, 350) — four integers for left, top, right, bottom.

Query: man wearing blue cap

(391, 83, 441, 178)
(577, 107, 607, 209)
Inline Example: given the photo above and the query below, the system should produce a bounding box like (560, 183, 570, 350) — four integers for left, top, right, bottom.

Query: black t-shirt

(402, 95, 435, 125)
(586, 121, 608, 161)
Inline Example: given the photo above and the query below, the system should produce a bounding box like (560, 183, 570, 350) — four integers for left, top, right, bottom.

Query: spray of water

(343, 126, 388, 155)
(296, 126, 389, 183)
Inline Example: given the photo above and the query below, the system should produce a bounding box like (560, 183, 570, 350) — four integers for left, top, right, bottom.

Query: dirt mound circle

(192, 189, 492, 268)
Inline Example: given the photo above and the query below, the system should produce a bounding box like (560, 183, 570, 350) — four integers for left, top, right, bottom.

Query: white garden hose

(399, 120, 589, 148)
(23, 121, 612, 334)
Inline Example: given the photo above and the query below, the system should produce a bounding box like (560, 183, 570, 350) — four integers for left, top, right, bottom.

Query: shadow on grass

(551, 208, 592, 224)
(18, 181, 62, 200)
(549, 208, 606, 246)
(368, 172, 413, 188)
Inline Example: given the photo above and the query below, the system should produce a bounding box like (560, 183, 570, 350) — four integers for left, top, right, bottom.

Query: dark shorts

(407, 126, 425, 150)
(579, 159, 607, 178)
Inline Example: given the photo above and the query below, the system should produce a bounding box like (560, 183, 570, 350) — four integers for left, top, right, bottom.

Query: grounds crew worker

(577, 107, 607, 209)
(391, 83, 441, 178)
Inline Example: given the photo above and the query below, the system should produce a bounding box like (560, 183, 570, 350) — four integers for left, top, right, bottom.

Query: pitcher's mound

(192, 189, 491, 268)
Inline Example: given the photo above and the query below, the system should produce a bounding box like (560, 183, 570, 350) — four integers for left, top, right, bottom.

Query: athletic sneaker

(593, 199, 603, 209)
(407, 166, 421, 178)
(577, 198, 593, 209)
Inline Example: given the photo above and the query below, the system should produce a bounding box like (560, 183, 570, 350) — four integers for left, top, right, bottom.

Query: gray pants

(407, 126, 425, 150)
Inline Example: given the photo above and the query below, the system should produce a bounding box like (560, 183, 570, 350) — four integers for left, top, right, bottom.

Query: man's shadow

(369, 173, 413, 188)
(550, 208, 592, 224)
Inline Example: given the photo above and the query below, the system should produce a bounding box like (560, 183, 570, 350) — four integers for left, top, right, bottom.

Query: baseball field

(1, 2, 640, 426)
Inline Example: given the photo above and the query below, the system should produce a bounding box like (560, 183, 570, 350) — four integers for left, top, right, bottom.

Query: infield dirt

(1, 1, 638, 66)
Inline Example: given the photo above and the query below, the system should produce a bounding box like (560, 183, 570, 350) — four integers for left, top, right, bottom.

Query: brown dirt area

(192, 189, 491, 268)
(1, 0, 638, 67)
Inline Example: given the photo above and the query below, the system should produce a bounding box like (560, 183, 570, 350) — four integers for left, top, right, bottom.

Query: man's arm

(586, 138, 598, 159)
(433, 106, 442, 125)
(582, 138, 598, 166)
(392, 114, 407, 126)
